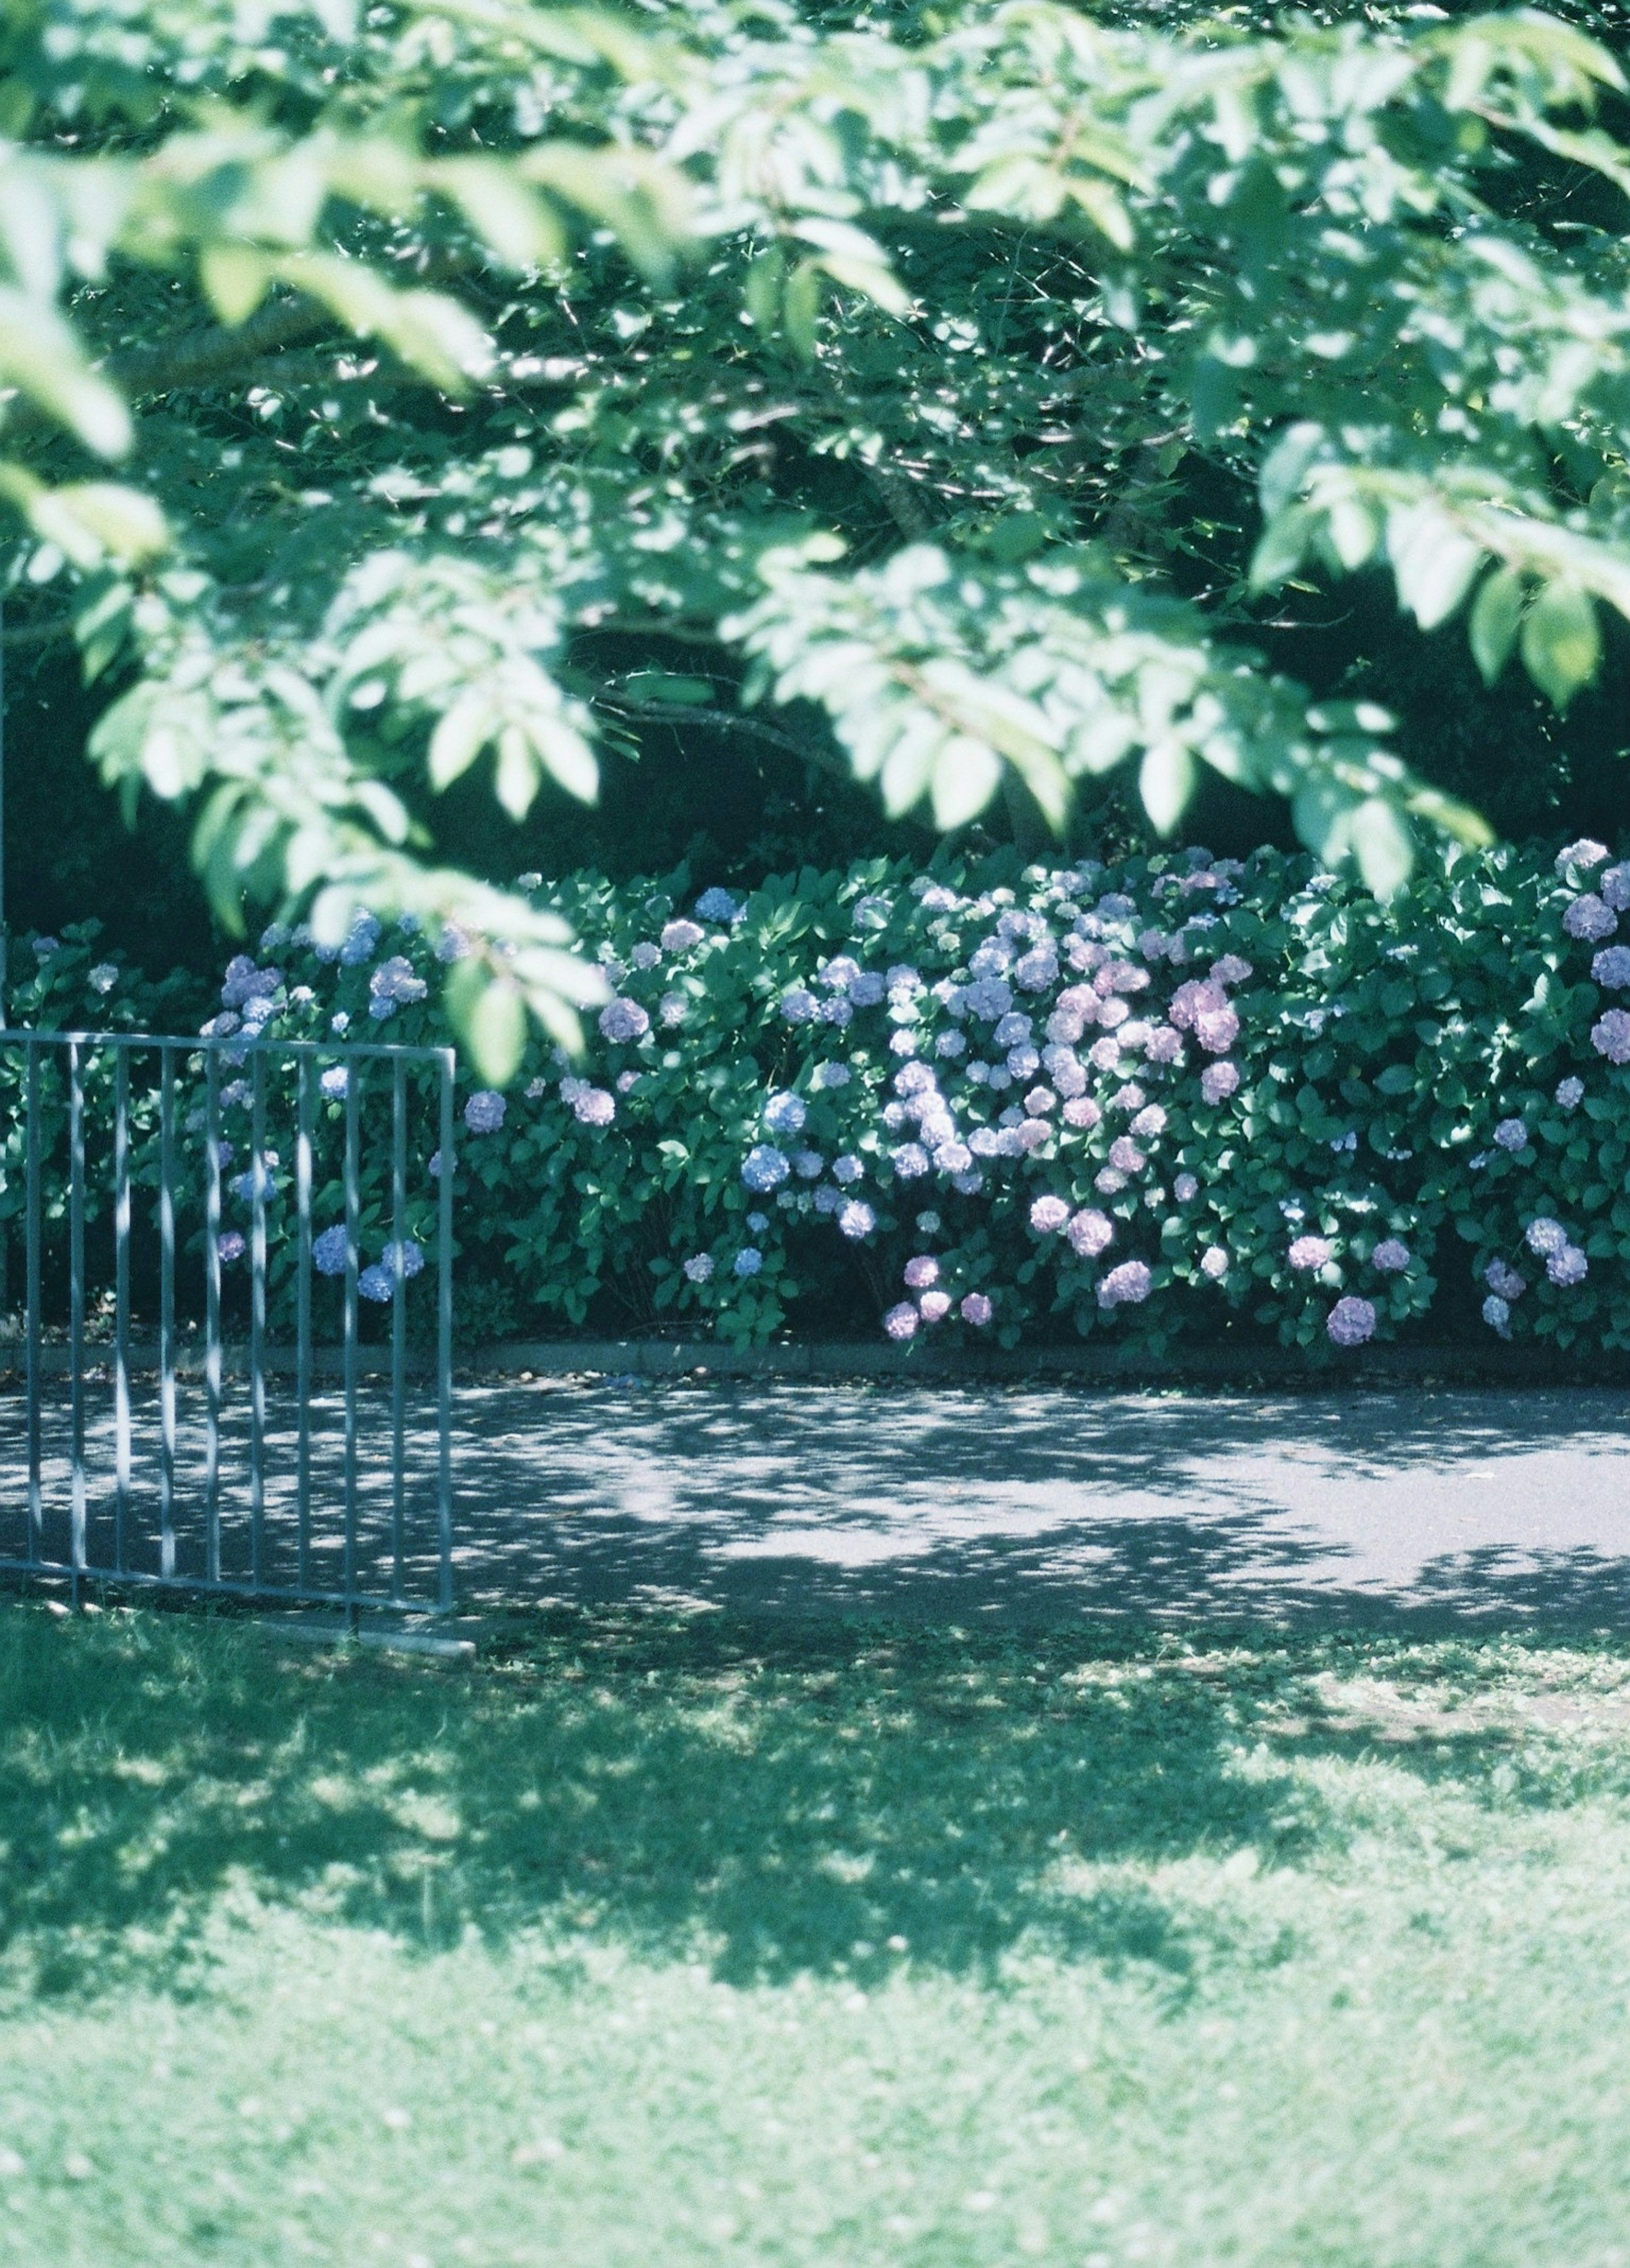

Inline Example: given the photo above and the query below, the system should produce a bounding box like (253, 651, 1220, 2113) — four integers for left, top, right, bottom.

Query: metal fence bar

(204, 1050, 222, 1583)
(343, 1061, 361, 1607)
(113, 1049, 131, 1576)
(157, 1045, 176, 1580)
(67, 1040, 85, 1581)
(0, 1026, 458, 1617)
(24, 1042, 39, 1564)
(295, 1051, 314, 1594)
(249, 1050, 267, 1589)
(437, 1051, 454, 1614)
(390, 1055, 407, 1605)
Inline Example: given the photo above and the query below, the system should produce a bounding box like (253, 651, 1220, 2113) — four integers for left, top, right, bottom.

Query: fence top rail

(0, 1029, 457, 1068)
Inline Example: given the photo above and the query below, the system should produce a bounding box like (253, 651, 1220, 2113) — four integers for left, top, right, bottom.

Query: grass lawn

(2, 1598, 1630, 2264)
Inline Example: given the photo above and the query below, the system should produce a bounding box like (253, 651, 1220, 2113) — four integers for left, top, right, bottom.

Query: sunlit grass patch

(2, 1602, 1630, 2263)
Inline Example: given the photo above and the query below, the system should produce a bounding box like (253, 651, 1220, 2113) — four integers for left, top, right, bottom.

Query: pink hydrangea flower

(1289, 1235, 1334, 1271)
(1195, 1004, 1240, 1054)
(1327, 1296, 1376, 1347)
(882, 1302, 919, 1342)
(1067, 1208, 1114, 1258)
(660, 919, 705, 954)
(903, 1255, 939, 1289)
(1174, 1173, 1199, 1204)
(1097, 1260, 1152, 1309)
(918, 1289, 952, 1323)
(1108, 1137, 1145, 1174)
(1169, 978, 1226, 1031)
(1592, 1010, 1630, 1064)
(1557, 839, 1609, 874)
(1200, 1061, 1239, 1105)
(1062, 1097, 1102, 1130)
(1210, 955, 1253, 986)
(960, 1292, 993, 1326)
(1029, 1196, 1070, 1234)
(1143, 1026, 1184, 1066)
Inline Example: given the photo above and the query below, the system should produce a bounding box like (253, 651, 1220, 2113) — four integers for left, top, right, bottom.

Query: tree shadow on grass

(1, 1601, 1620, 2007)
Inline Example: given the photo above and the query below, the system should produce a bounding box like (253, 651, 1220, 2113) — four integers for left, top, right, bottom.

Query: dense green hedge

(14, 833, 1630, 1356)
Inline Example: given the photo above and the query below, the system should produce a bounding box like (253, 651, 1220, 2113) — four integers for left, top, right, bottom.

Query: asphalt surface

(4, 1377, 1627, 1627)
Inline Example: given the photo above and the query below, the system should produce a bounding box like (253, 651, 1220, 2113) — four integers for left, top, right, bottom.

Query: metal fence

(0, 1028, 456, 1616)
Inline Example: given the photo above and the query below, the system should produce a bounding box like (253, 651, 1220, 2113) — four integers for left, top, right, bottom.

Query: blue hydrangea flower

(764, 1092, 807, 1136)
(742, 1144, 791, 1193)
(312, 1226, 348, 1277)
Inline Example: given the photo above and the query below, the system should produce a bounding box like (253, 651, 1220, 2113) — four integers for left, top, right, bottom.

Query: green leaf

(782, 259, 822, 362)
(1468, 566, 1524, 686)
(1520, 580, 1600, 711)
(1350, 798, 1414, 899)
(1138, 741, 1196, 835)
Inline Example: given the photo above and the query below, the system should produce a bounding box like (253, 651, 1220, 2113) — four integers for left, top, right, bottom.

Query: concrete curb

(6, 1336, 1630, 1390)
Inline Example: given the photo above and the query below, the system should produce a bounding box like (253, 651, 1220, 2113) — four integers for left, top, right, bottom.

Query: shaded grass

(3, 1599, 1630, 2262)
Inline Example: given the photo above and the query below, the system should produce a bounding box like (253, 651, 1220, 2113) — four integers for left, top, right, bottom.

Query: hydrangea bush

(17, 836, 1630, 1359)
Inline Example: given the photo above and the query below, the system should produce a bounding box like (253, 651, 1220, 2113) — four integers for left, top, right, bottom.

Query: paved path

(443, 1380, 1630, 1629)
(7, 1377, 1630, 1627)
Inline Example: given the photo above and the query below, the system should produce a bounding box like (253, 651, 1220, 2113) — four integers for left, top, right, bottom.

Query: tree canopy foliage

(5, 0, 1630, 1069)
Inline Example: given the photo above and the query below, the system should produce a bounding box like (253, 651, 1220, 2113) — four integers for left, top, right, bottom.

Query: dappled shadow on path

(442, 1380, 1630, 1632)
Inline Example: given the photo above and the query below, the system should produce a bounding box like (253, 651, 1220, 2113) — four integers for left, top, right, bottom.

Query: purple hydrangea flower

(1200, 1061, 1239, 1105)
(1372, 1239, 1411, 1272)
(1485, 1259, 1526, 1300)
(1030, 1197, 1070, 1234)
(919, 1290, 952, 1323)
(838, 1200, 875, 1239)
(1602, 864, 1630, 913)
(1557, 839, 1609, 874)
(891, 1144, 930, 1179)
(960, 1292, 993, 1326)
(370, 956, 427, 1010)
(1548, 1244, 1589, 1287)
(1174, 1173, 1199, 1205)
(464, 1090, 507, 1133)
(1326, 1296, 1376, 1347)
(832, 1154, 863, 1184)
(780, 987, 820, 1024)
(1108, 1137, 1145, 1175)
(218, 1231, 247, 1265)
(1593, 947, 1630, 989)
(683, 1253, 715, 1284)
(882, 1301, 918, 1342)
(1493, 1118, 1528, 1152)
(661, 919, 705, 954)
(742, 1145, 791, 1193)
(1482, 1294, 1512, 1338)
(1555, 1077, 1584, 1110)
(599, 997, 650, 1044)
(1199, 1247, 1229, 1281)
(903, 1256, 939, 1289)
(1525, 1217, 1566, 1257)
(1592, 1010, 1630, 1063)
(1288, 1235, 1334, 1272)
(629, 943, 661, 971)
(1097, 1260, 1152, 1310)
(1565, 894, 1617, 942)
(1062, 1097, 1102, 1130)
(573, 1088, 615, 1127)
